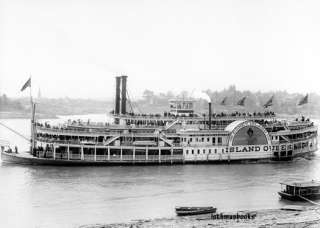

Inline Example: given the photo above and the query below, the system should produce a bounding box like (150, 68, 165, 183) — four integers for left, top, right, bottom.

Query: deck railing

(37, 152, 183, 162)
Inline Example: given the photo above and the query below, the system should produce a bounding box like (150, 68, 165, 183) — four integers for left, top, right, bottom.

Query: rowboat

(175, 206, 217, 216)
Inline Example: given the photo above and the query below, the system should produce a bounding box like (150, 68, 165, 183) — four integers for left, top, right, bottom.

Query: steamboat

(1, 76, 318, 165)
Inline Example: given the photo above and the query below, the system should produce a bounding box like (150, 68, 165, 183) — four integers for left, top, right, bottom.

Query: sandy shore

(80, 206, 320, 228)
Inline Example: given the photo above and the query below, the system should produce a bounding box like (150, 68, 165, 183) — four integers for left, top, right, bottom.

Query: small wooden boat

(278, 180, 320, 201)
(175, 206, 217, 216)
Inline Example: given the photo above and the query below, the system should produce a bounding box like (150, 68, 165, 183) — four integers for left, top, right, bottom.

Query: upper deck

(35, 114, 316, 138)
(114, 110, 276, 121)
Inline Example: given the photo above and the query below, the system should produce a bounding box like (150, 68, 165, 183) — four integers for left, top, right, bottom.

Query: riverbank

(80, 206, 320, 228)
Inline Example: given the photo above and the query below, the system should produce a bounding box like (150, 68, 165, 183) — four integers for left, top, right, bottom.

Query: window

(209, 149, 211, 154)
(202, 138, 204, 142)
(222, 149, 224, 153)
(192, 150, 194, 154)
(207, 138, 210, 142)
(203, 149, 205, 154)
(212, 137, 216, 144)
(218, 137, 222, 144)
(196, 138, 198, 142)
(186, 150, 189, 154)
(190, 138, 193, 142)
(198, 149, 200, 154)
(215, 149, 217, 153)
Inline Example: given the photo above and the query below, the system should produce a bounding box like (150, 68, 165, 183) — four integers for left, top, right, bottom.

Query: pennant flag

(237, 96, 246, 106)
(263, 95, 274, 108)
(298, 94, 308, 106)
(21, 77, 31, 92)
(220, 97, 227, 105)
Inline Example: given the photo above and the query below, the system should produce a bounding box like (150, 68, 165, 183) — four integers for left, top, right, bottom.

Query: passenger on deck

(14, 146, 18, 153)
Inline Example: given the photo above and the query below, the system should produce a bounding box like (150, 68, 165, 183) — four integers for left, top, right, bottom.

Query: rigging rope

(127, 89, 143, 114)
(126, 90, 134, 113)
(0, 122, 30, 142)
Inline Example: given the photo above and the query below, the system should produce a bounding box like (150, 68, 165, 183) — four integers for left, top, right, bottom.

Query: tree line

(135, 86, 320, 116)
(1, 86, 319, 117)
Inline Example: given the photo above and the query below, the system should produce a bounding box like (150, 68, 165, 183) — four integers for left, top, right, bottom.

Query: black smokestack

(121, 75, 128, 115)
(208, 102, 212, 130)
(115, 76, 121, 115)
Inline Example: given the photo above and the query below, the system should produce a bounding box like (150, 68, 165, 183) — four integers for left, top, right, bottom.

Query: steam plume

(193, 90, 211, 103)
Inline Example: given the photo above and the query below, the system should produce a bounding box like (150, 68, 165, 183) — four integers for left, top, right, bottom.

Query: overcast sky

(0, 0, 320, 99)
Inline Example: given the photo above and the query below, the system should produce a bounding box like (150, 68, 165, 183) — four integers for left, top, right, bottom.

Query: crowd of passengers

(295, 116, 310, 122)
(212, 111, 275, 118)
(36, 122, 66, 130)
(123, 111, 276, 118)
(36, 119, 110, 129)
(35, 113, 311, 131)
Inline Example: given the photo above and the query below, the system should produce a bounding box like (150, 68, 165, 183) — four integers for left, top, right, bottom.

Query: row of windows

(271, 136, 279, 140)
(185, 148, 226, 155)
(182, 137, 223, 144)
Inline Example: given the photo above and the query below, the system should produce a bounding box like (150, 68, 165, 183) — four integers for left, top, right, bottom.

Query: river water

(0, 115, 319, 228)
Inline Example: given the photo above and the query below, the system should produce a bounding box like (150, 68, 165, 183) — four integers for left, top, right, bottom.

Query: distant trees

(0, 94, 111, 116)
(1, 88, 319, 117)
(0, 94, 24, 111)
(138, 88, 320, 116)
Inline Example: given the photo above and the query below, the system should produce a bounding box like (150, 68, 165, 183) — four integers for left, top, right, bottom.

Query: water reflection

(0, 157, 319, 228)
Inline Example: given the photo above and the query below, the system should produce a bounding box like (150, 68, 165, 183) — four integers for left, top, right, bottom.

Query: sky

(0, 0, 320, 99)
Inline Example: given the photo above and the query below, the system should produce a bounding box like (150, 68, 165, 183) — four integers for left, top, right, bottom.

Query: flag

(263, 95, 274, 108)
(237, 96, 246, 106)
(298, 94, 308, 106)
(21, 77, 31, 92)
(220, 97, 227, 105)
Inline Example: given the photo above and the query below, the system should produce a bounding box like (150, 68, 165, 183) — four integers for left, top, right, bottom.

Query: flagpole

(29, 74, 36, 155)
(307, 100, 310, 120)
(308, 94, 310, 119)
(30, 74, 33, 155)
(29, 74, 33, 106)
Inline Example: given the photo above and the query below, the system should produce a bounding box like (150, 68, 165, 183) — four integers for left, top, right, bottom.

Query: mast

(31, 102, 36, 155)
(29, 74, 36, 155)
(29, 76, 33, 106)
